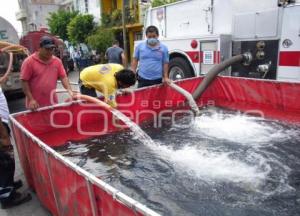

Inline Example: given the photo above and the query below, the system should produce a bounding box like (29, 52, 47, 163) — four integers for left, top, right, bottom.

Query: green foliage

(111, 9, 122, 26)
(47, 10, 78, 41)
(152, 0, 179, 7)
(67, 14, 95, 44)
(86, 27, 115, 54)
(125, 6, 136, 24)
(101, 7, 137, 28)
(101, 13, 112, 27)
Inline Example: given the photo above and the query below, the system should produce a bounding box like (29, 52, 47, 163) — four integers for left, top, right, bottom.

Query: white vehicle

(0, 17, 28, 95)
(0, 16, 19, 44)
(142, 0, 300, 82)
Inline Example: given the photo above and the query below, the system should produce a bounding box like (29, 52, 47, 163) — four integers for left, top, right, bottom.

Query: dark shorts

(79, 82, 97, 98)
(0, 150, 15, 200)
(137, 76, 162, 88)
(2, 122, 10, 136)
(0, 121, 15, 200)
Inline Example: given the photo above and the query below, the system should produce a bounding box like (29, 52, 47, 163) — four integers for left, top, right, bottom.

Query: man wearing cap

(20, 36, 74, 110)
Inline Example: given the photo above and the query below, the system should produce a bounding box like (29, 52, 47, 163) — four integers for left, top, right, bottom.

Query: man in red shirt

(21, 36, 74, 110)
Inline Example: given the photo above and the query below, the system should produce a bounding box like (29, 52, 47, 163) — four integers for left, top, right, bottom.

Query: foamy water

(141, 109, 299, 196)
(152, 144, 267, 186)
(111, 108, 298, 193)
(192, 112, 297, 145)
(55, 107, 300, 216)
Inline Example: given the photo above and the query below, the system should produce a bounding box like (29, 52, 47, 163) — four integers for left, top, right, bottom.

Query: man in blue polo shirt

(131, 25, 171, 88)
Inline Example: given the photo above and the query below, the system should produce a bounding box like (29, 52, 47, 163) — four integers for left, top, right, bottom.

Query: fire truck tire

(169, 57, 193, 80)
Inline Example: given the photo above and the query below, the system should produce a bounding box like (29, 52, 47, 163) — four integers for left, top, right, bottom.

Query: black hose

(192, 54, 246, 100)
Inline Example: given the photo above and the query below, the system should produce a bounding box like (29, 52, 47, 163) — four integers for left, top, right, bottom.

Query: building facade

(73, 0, 101, 23)
(16, 0, 147, 62)
(101, 0, 144, 60)
(16, 0, 71, 35)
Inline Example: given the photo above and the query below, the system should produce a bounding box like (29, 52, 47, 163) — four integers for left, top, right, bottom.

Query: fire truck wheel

(169, 57, 193, 80)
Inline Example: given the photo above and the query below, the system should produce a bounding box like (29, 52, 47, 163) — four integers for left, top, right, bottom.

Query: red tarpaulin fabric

(10, 76, 300, 216)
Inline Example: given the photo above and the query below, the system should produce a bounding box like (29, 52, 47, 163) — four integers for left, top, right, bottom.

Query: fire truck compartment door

(233, 8, 279, 39)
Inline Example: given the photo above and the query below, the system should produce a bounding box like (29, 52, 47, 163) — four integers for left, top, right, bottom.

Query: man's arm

(121, 52, 126, 67)
(20, 56, 39, 109)
(60, 76, 74, 98)
(162, 63, 171, 84)
(131, 45, 140, 74)
(163, 63, 169, 79)
(104, 48, 109, 60)
(162, 45, 171, 84)
(131, 57, 138, 74)
(21, 80, 39, 110)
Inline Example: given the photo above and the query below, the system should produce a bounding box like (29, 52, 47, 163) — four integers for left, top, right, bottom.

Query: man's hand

(67, 90, 78, 100)
(118, 88, 133, 95)
(163, 77, 172, 85)
(107, 99, 117, 108)
(71, 92, 81, 100)
(64, 91, 80, 103)
(28, 99, 39, 110)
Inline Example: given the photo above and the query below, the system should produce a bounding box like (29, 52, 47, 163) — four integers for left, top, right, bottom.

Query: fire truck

(143, 0, 300, 82)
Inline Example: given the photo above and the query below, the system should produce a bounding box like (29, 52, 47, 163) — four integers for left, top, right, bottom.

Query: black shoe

(1, 191, 32, 209)
(13, 180, 23, 190)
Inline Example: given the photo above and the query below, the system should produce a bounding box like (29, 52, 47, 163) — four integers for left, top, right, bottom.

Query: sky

(0, 0, 23, 35)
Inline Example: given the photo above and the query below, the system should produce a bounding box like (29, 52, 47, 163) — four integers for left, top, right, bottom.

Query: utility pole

(122, 0, 128, 68)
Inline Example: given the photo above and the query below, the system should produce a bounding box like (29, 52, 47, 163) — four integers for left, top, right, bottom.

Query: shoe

(1, 191, 32, 209)
(13, 180, 23, 190)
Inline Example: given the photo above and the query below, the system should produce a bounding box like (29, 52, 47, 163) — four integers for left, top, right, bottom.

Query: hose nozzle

(242, 52, 253, 66)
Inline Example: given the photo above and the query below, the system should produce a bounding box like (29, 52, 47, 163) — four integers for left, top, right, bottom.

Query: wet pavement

(1, 70, 79, 215)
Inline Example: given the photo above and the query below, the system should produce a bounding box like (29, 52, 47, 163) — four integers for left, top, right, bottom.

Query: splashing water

(151, 144, 268, 188)
(97, 108, 299, 195)
(55, 107, 300, 216)
(192, 111, 299, 145)
(110, 109, 263, 187)
(110, 109, 157, 147)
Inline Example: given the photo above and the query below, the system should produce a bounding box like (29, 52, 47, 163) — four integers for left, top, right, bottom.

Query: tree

(67, 14, 95, 44)
(86, 27, 114, 55)
(47, 10, 78, 41)
(101, 8, 136, 28)
(152, 0, 179, 7)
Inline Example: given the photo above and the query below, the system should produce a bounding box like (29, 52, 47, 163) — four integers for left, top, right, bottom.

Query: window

(134, 31, 143, 41)
(84, 0, 88, 13)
